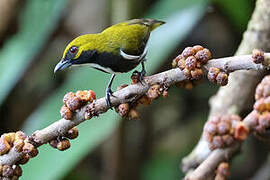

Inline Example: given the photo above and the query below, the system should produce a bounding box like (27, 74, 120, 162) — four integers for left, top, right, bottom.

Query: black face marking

(72, 50, 97, 65)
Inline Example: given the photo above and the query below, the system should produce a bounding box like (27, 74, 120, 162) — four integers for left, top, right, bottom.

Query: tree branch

(0, 53, 269, 166)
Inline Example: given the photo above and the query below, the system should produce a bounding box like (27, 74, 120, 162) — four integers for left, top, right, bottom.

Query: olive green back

(62, 18, 165, 60)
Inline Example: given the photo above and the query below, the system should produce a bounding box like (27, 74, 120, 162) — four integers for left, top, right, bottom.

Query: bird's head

(54, 34, 97, 73)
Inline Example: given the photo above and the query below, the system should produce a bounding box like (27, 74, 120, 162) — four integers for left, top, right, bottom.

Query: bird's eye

(70, 46, 78, 54)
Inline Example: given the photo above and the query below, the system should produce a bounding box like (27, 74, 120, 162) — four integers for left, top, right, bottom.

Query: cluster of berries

(172, 45, 211, 80)
(116, 73, 168, 119)
(204, 115, 249, 150)
(0, 131, 38, 161)
(0, 131, 39, 179)
(247, 75, 270, 136)
(60, 90, 96, 120)
(207, 67, 229, 86)
(49, 127, 78, 151)
(0, 164, 22, 180)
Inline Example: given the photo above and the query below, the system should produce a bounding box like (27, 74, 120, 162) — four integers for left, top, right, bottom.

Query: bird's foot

(105, 87, 115, 109)
(139, 69, 146, 83)
(131, 70, 146, 84)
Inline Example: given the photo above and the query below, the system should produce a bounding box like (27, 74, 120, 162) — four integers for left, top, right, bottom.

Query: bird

(54, 18, 165, 108)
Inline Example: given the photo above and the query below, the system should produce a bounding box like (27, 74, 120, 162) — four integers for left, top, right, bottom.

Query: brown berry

(183, 68, 191, 78)
(172, 58, 178, 68)
(258, 113, 270, 127)
(185, 56, 197, 70)
(195, 48, 211, 64)
(15, 131, 26, 140)
(13, 139, 24, 152)
(13, 165, 22, 177)
(66, 97, 81, 111)
(245, 110, 259, 129)
(117, 103, 130, 117)
(216, 162, 230, 179)
(146, 84, 160, 99)
(63, 92, 76, 105)
(208, 67, 220, 83)
(17, 154, 30, 165)
(2, 165, 14, 177)
(182, 47, 196, 58)
(138, 95, 152, 105)
(222, 135, 234, 146)
(2, 133, 15, 144)
(60, 105, 73, 120)
(262, 76, 270, 84)
(65, 127, 79, 139)
(128, 109, 139, 119)
(211, 136, 224, 149)
(172, 54, 183, 68)
(211, 116, 221, 124)
(177, 58, 186, 70)
(0, 138, 11, 155)
(192, 45, 204, 52)
(216, 72, 228, 86)
(12, 176, 19, 180)
(263, 85, 270, 98)
(255, 84, 264, 100)
(190, 68, 203, 80)
(23, 142, 38, 157)
(218, 122, 230, 135)
(252, 49, 264, 64)
(254, 99, 266, 112)
(204, 122, 217, 135)
(76, 90, 96, 103)
(57, 138, 70, 151)
(49, 139, 58, 149)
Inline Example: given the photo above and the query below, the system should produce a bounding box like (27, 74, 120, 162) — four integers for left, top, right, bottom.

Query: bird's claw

(106, 87, 115, 109)
(139, 69, 146, 83)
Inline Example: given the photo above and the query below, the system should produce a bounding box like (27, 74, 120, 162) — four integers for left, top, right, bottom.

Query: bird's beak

(54, 59, 72, 73)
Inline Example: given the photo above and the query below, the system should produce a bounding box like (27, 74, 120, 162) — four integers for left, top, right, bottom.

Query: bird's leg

(106, 74, 116, 109)
(139, 61, 146, 82)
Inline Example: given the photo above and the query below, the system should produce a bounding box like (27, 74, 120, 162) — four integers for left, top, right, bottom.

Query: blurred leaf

(212, 0, 253, 31)
(0, 0, 67, 105)
(21, 0, 207, 179)
(141, 153, 182, 180)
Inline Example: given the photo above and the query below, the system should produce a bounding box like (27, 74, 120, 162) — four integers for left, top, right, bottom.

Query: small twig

(0, 53, 269, 166)
(183, 108, 266, 180)
(185, 143, 240, 180)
